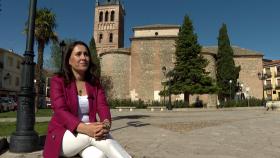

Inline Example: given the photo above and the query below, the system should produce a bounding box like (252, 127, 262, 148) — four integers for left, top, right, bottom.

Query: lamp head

(59, 40, 66, 48)
(162, 66, 166, 75)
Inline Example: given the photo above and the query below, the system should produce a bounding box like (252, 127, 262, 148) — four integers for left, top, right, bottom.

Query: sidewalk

(1, 107, 280, 158)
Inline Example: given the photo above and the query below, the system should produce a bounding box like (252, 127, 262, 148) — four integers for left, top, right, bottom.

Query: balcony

(264, 84, 272, 90)
(265, 72, 272, 78)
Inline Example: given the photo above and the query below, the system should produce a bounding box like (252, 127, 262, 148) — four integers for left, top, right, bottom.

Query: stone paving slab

(1, 107, 280, 158)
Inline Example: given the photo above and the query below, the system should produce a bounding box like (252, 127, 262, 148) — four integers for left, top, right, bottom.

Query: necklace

(78, 89, 83, 96)
(76, 81, 85, 96)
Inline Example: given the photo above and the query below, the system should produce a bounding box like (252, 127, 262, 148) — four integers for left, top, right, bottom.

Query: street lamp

(246, 87, 250, 107)
(240, 83, 244, 100)
(10, 0, 39, 152)
(162, 66, 166, 108)
(59, 40, 66, 71)
(167, 72, 172, 110)
(258, 72, 267, 106)
(229, 80, 232, 100)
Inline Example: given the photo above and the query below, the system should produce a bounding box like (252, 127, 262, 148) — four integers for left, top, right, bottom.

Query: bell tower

(93, 0, 125, 55)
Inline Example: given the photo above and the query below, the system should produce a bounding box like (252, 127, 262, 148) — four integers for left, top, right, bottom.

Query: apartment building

(263, 60, 280, 100)
(0, 48, 23, 97)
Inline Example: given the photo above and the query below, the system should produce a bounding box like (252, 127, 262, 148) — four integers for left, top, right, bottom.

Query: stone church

(93, 0, 264, 107)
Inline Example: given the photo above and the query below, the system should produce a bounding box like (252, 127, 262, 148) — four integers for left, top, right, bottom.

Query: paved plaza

(1, 107, 280, 158)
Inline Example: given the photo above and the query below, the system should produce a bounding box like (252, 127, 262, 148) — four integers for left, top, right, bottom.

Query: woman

(43, 41, 131, 158)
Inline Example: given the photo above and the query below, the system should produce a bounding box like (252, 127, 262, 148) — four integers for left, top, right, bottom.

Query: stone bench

(115, 107, 136, 112)
(266, 101, 280, 111)
(147, 106, 165, 111)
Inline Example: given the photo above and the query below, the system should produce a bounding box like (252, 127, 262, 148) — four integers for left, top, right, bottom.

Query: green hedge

(107, 99, 188, 109)
(108, 99, 147, 109)
(219, 98, 263, 108)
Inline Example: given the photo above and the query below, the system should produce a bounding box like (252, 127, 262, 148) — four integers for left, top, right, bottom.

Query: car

(0, 98, 12, 112)
(0, 97, 17, 112)
(46, 97, 51, 108)
(266, 101, 280, 111)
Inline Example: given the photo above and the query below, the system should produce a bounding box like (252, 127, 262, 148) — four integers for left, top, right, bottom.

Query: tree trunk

(35, 42, 45, 112)
(184, 92, 190, 107)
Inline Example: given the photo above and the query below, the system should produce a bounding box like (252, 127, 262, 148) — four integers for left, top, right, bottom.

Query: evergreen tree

(216, 23, 240, 101)
(169, 15, 217, 105)
(89, 37, 101, 78)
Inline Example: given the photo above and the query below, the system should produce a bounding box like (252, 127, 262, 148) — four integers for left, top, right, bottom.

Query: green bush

(107, 99, 188, 109)
(172, 100, 188, 108)
(108, 99, 147, 109)
(219, 97, 263, 108)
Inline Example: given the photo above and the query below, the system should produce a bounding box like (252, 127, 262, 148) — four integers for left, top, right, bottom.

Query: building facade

(263, 60, 280, 100)
(94, 1, 264, 107)
(0, 48, 23, 97)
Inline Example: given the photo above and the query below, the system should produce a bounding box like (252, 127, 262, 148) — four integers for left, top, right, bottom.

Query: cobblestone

(1, 107, 280, 158)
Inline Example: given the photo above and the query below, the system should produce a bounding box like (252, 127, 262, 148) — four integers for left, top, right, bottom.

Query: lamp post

(229, 80, 232, 100)
(10, 0, 39, 152)
(168, 75, 172, 110)
(246, 87, 250, 107)
(240, 83, 244, 100)
(162, 66, 166, 108)
(258, 72, 267, 106)
(59, 40, 66, 72)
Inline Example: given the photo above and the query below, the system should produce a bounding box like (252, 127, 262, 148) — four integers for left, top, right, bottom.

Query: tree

(216, 23, 240, 101)
(168, 15, 217, 105)
(25, 8, 58, 110)
(46, 39, 75, 71)
(89, 37, 101, 78)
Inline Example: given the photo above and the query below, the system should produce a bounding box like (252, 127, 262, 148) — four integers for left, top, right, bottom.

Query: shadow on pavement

(111, 121, 150, 132)
(112, 115, 150, 121)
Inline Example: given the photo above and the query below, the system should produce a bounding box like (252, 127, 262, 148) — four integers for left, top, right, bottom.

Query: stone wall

(100, 50, 130, 99)
(234, 56, 263, 99)
(130, 37, 176, 101)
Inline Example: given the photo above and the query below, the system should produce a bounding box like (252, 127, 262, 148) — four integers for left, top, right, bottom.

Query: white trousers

(61, 130, 131, 158)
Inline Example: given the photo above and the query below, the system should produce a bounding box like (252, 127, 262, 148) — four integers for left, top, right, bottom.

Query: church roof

(201, 46, 263, 56)
(96, 0, 120, 6)
(133, 24, 180, 30)
(0, 48, 24, 59)
(263, 59, 280, 66)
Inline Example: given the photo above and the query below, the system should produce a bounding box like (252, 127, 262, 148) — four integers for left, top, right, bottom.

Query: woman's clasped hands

(85, 119, 111, 140)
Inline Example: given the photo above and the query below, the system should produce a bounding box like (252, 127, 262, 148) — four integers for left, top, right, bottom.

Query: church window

(105, 11, 109, 22)
(99, 12, 103, 22)
(109, 33, 113, 43)
(99, 34, 103, 43)
(110, 11, 115, 21)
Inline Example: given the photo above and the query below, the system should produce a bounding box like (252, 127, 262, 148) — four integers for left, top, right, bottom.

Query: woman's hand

(77, 121, 111, 140)
(77, 122, 103, 138)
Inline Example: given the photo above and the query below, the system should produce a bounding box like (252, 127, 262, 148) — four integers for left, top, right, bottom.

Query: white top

(78, 95, 89, 123)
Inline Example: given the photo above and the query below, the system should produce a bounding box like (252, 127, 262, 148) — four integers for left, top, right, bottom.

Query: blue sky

(0, 0, 279, 64)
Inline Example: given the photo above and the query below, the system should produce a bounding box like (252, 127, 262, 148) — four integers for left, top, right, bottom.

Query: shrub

(219, 97, 262, 108)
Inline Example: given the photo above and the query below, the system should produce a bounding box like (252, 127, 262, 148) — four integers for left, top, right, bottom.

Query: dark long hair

(59, 41, 97, 85)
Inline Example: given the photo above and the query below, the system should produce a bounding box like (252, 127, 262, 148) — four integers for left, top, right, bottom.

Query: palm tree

(25, 8, 58, 111)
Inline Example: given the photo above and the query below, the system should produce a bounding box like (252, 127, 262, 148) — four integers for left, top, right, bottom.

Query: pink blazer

(43, 75, 111, 158)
